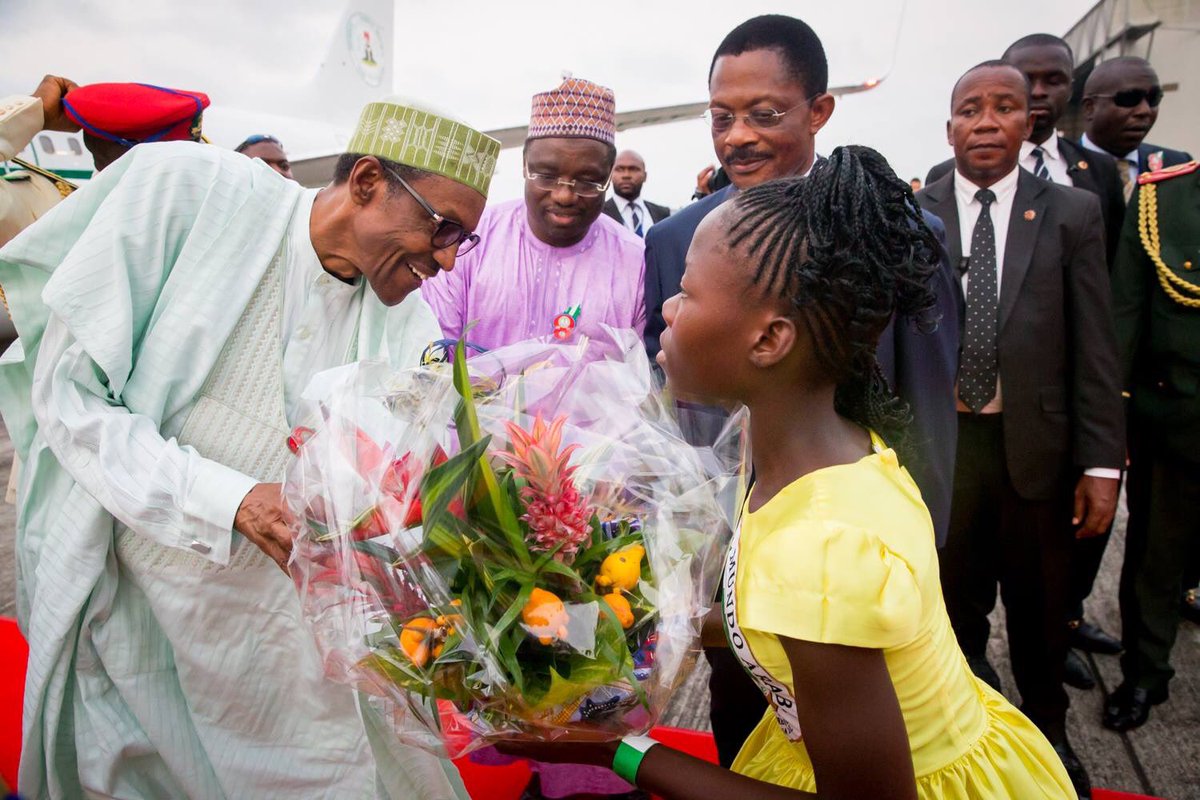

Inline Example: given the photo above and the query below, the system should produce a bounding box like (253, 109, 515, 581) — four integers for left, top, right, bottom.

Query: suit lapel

(921, 173, 962, 264)
(1060, 139, 1095, 193)
(999, 171, 1047, 331)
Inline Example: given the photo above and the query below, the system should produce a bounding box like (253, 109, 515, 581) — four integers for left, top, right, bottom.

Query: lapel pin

(1077, 160, 1089, 170)
(1024, 209, 1037, 221)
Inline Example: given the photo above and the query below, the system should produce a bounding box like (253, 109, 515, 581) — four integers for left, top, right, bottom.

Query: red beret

(63, 83, 210, 146)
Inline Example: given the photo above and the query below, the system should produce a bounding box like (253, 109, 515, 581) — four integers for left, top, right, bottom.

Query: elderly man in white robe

(0, 100, 499, 799)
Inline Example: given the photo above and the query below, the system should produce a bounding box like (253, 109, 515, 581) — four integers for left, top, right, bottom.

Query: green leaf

(449, 339, 531, 570)
(535, 556, 587, 585)
(491, 582, 534, 639)
(351, 538, 403, 565)
(420, 435, 490, 530)
(452, 339, 483, 450)
(497, 624, 527, 695)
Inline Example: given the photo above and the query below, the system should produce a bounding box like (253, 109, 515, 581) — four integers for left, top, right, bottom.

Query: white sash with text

(723, 524, 803, 742)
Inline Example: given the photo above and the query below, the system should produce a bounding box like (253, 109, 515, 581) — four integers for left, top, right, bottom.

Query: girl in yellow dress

(502, 146, 1074, 799)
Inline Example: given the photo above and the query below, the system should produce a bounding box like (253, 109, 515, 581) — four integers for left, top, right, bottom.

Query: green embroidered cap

(347, 100, 501, 197)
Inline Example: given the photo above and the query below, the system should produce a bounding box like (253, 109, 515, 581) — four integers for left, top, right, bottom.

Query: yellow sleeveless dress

(726, 433, 1074, 798)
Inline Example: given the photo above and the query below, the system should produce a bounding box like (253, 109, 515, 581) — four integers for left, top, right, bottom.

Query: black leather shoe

(1067, 619, 1123, 655)
(1064, 649, 1096, 690)
(1103, 683, 1168, 732)
(1182, 588, 1200, 625)
(966, 653, 1002, 692)
(1050, 736, 1091, 800)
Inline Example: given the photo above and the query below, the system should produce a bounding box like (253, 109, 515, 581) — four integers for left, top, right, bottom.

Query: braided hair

(726, 145, 940, 459)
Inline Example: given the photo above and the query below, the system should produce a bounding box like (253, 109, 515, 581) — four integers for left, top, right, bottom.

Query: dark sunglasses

(1089, 87, 1163, 108)
(235, 134, 282, 152)
(385, 167, 480, 255)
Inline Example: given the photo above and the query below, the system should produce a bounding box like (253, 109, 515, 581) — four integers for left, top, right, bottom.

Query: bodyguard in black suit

(643, 14, 961, 769)
(927, 141, 1122, 259)
(1080, 57, 1193, 200)
(602, 149, 670, 236)
(917, 61, 1124, 798)
(926, 36, 1125, 272)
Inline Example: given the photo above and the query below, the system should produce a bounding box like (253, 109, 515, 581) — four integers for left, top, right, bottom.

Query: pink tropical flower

(496, 414, 592, 562)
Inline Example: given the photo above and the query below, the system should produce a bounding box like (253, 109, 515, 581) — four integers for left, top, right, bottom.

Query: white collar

(1081, 132, 1137, 164)
(1022, 131, 1060, 161)
(953, 164, 1020, 207)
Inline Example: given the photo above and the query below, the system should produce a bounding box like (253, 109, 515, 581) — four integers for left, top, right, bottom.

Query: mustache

(724, 146, 771, 165)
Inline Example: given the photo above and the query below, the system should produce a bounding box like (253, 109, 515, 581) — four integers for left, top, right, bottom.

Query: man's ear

(348, 156, 385, 206)
(749, 314, 798, 369)
(809, 93, 836, 134)
(1081, 96, 1096, 122)
(945, 118, 953, 148)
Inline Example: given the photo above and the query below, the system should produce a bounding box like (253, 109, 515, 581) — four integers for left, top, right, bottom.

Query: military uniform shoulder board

(1137, 160, 1199, 185)
(7, 157, 77, 197)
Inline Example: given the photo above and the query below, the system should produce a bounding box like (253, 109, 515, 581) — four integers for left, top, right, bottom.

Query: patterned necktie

(1115, 155, 1135, 202)
(1032, 146, 1050, 180)
(629, 204, 644, 237)
(960, 188, 999, 413)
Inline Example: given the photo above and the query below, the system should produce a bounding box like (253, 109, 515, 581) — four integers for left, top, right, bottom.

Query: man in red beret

(62, 82, 210, 170)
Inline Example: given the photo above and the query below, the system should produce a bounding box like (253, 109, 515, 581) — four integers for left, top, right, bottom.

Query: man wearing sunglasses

(423, 77, 646, 352)
(235, 133, 295, 180)
(1081, 57, 1192, 201)
(0, 98, 498, 799)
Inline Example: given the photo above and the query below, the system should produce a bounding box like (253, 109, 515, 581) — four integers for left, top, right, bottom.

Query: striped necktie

(1032, 146, 1050, 180)
(1115, 156, 1135, 202)
(628, 203, 644, 237)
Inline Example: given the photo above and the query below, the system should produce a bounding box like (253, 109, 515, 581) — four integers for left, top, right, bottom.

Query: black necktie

(629, 204, 644, 237)
(961, 188, 999, 412)
(1032, 146, 1050, 180)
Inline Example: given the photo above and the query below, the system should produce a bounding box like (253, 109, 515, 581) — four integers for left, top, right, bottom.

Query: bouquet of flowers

(285, 329, 744, 756)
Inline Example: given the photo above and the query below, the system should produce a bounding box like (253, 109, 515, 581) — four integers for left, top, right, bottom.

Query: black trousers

(940, 413, 1073, 740)
(1068, 515, 1114, 622)
(1119, 429, 1200, 693)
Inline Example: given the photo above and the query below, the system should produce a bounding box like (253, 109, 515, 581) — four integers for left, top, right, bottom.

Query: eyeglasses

(523, 169, 610, 198)
(701, 95, 820, 132)
(386, 167, 480, 255)
(1088, 87, 1163, 108)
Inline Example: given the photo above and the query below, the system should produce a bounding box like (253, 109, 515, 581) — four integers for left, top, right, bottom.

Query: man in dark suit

(642, 14, 961, 769)
(602, 149, 670, 236)
(926, 36, 1125, 268)
(1105, 159, 1200, 731)
(917, 60, 1125, 799)
(1080, 57, 1193, 201)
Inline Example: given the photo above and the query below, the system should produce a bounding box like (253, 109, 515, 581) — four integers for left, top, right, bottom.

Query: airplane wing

(290, 77, 885, 185)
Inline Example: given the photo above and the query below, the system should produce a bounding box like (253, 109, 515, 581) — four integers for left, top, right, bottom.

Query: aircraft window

(68, 139, 83, 155)
(38, 135, 56, 155)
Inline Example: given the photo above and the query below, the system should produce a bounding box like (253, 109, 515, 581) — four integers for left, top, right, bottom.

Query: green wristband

(612, 735, 658, 785)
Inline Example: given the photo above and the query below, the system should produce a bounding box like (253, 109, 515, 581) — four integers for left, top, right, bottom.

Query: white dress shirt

(615, 195, 657, 235)
(1020, 131, 1072, 186)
